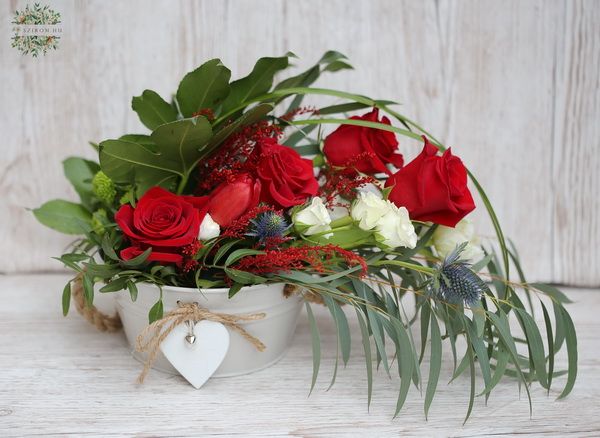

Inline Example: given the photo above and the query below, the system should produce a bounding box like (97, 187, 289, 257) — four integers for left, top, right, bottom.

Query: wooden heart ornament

(160, 320, 230, 389)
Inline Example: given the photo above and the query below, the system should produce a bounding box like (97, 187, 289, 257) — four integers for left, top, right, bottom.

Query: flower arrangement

(34, 52, 577, 421)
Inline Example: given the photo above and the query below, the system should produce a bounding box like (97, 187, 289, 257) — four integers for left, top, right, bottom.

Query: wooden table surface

(1, 274, 599, 437)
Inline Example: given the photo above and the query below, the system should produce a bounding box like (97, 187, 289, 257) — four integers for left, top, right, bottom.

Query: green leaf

(127, 281, 138, 302)
(224, 248, 264, 267)
(62, 281, 71, 316)
(82, 274, 94, 307)
(121, 247, 152, 267)
(557, 306, 577, 399)
(132, 89, 178, 130)
(515, 307, 548, 388)
(99, 138, 180, 192)
(464, 342, 476, 425)
(148, 298, 163, 323)
(228, 282, 244, 299)
(424, 309, 441, 419)
(306, 302, 321, 394)
(150, 116, 213, 175)
(541, 301, 554, 392)
(213, 239, 241, 265)
(176, 59, 231, 117)
(221, 56, 290, 113)
(355, 308, 373, 408)
(62, 157, 100, 209)
(33, 200, 92, 235)
(224, 268, 267, 285)
(419, 301, 430, 363)
(323, 296, 351, 365)
(99, 277, 129, 293)
(530, 283, 573, 304)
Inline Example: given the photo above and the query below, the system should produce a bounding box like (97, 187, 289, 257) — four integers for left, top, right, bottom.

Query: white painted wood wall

(1, 0, 598, 286)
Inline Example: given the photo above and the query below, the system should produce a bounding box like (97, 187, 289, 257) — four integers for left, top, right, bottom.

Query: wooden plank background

(0, 0, 598, 286)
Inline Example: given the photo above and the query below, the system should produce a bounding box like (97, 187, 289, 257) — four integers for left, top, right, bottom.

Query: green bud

(91, 209, 108, 236)
(92, 171, 116, 205)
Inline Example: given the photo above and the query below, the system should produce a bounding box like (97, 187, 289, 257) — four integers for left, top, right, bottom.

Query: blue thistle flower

(432, 243, 485, 306)
(247, 211, 290, 243)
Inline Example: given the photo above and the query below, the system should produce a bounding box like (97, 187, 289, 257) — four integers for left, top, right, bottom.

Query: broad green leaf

(306, 302, 321, 394)
(62, 157, 100, 209)
(150, 116, 213, 175)
(62, 281, 71, 316)
(148, 298, 163, 323)
(33, 200, 92, 235)
(176, 59, 231, 117)
(132, 89, 178, 130)
(99, 138, 180, 193)
(424, 309, 441, 419)
(221, 56, 290, 113)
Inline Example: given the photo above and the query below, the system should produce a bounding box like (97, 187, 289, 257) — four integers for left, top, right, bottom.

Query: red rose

(385, 136, 475, 227)
(256, 139, 319, 208)
(323, 108, 403, 174)
(115, 187, 209, 264)
(208, 173, 261, 227)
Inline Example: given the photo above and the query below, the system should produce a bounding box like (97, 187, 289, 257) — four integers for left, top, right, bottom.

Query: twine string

(135, 301, 266, 384)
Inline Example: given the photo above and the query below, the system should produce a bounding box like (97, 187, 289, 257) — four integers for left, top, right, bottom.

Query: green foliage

(132, 90, 178, 130)
(176, 59, 231, 118)
(33, 200, 92, 235)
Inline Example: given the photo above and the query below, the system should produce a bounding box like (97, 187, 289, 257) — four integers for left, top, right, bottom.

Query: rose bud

(208, 174, 261, 227)
(385, 136, 475, 227)
(323, 108, 403, 175)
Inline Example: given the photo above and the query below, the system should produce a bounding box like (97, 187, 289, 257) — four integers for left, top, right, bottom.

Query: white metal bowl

(114, 282, 303, 377)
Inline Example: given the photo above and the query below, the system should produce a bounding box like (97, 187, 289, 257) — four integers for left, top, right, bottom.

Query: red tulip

(208, 174, 261, 227)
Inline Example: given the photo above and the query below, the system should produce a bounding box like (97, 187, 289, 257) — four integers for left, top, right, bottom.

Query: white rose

(432, 218, 484, 262)
(351, 191, 392, 230)
(374, 204, 417, 249)
(198, 213, 220, 240)
(294, 197, 332, 236)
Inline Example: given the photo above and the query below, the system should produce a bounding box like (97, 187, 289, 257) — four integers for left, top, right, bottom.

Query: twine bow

(135, 301, 266, 383)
